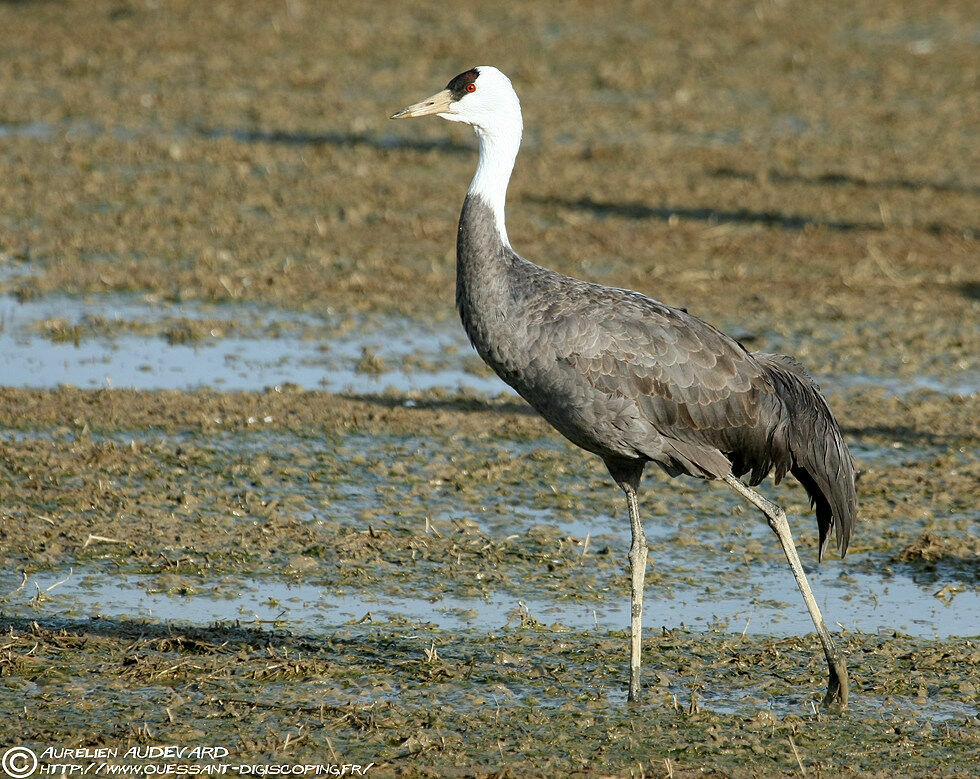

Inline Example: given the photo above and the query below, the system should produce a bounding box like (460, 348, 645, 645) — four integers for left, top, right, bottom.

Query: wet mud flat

(0, 387, 977, 775)
(0, 0, 978, 775)
(2, 617, 977, 776)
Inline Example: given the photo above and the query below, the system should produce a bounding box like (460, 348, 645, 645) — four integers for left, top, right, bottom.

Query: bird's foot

(821, 656, 849, 710)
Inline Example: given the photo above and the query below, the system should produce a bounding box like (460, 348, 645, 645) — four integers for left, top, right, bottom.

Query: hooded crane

(392, 66, 855, 708)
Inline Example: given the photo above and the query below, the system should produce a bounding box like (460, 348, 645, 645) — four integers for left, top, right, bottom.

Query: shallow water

(0, 290, 976, 397)
(4, 561, 974, 640)
(2, 425, 975, 642)
(0, 292, 505, 395)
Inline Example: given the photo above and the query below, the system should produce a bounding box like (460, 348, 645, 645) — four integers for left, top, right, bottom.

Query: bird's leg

(624, 484, 648, 703)
(723, 475, 848, 709)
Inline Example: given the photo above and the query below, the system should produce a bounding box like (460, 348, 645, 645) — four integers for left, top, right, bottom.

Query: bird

(392, 66, 855, 708)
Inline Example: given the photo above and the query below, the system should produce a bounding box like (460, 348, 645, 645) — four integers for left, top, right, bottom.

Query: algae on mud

(1, 618, 977, 775)
(0, 386, 976, 577)
(0, 0, 978, 774)
(0, 386, 976, 775)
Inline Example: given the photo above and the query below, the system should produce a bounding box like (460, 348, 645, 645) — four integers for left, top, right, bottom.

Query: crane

(392, 66, 855, 707)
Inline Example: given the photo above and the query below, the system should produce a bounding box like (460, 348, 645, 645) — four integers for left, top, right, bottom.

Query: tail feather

(755, 353, 856, 560)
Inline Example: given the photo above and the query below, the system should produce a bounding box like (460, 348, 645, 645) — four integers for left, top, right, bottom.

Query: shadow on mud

(891, 533, 980, 587)
(527, 194, 975, 237)
(890, 557, 980, 587)
(197, 126, 472, 154)
(0, 613, 268, 646)
(527, 194, 882, 232)
(958, 281, 980, 301)
(0, 612, 418, 657)
(707, 166, 980, 196)
(341, 392, 534, 417)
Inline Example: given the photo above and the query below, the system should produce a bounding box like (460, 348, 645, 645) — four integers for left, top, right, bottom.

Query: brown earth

(0, 0, 977, 775)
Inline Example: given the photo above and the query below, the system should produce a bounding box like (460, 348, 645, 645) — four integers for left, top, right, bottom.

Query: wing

(546, 284, 788, 482)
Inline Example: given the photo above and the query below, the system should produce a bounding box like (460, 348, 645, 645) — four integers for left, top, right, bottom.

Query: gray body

(457, 194, 855, 559)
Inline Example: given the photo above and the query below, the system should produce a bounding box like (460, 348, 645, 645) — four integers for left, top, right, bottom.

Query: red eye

(465, 83, 476, 93)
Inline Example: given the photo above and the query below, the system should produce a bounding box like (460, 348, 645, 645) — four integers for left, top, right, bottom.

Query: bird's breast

(461, 303, 640, 459)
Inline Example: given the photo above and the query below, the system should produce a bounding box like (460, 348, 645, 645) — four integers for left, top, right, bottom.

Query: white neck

(468, 119, 522, 248)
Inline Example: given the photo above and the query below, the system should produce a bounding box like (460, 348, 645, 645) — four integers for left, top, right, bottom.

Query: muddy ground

(0, 0, 978, 776)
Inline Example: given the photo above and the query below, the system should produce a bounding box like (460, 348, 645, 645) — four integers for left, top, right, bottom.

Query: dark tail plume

(755, 353, 856, 560)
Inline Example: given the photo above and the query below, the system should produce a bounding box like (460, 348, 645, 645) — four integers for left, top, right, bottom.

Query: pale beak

(390, 88, 453, 119)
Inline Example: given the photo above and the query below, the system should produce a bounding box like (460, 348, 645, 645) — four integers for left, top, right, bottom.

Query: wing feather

(549, 287, 784, 479)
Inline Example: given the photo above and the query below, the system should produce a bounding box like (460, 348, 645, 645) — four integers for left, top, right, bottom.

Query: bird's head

(391, 66, 521, 134)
